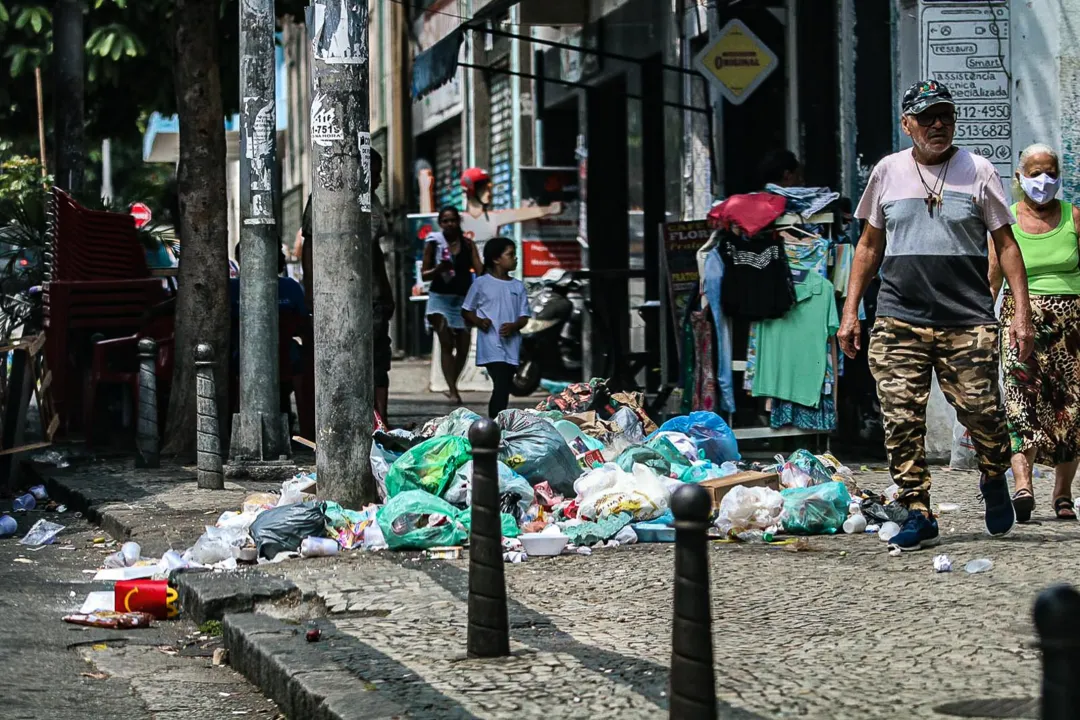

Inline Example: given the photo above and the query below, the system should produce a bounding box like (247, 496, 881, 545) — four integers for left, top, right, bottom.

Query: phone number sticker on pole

(920, 0, 1012, 179)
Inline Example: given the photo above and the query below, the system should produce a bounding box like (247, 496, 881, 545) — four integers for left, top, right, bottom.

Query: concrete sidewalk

(28, 448, 1067, 720)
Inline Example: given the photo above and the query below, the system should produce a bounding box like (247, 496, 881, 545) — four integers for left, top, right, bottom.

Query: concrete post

(669, 483, 716, 720)
(307, 0, 375, 507)
(195, 343, 224, 489)
(233, 0, 289, 463)
(466, 418, 509, 658)
(1034, 584, 1080, 720)
(134, 338, 160, 469)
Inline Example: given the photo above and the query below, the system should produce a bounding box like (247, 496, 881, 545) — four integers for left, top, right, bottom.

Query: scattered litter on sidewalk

(0, 514, 16, 538)
(964, 558, 993, 574)
(933, 554, 952, 573)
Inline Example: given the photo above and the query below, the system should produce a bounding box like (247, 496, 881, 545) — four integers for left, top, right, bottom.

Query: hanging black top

(719, 230, 796, 320)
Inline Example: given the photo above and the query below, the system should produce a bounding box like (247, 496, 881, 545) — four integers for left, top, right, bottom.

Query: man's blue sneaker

(887, 511, 940, 552)
(981, 473, 1016, 537)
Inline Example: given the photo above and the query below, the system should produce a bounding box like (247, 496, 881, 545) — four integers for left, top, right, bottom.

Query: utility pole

(53, 0, 85, 193)
(306, 0, 375, 507)
(233, 0, 289, 463)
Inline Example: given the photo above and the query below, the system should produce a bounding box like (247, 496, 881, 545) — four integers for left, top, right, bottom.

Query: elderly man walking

(838, 80, 1035, 551)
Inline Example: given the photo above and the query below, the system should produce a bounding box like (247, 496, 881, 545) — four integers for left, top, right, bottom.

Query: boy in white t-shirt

(462, 237, 531, 418)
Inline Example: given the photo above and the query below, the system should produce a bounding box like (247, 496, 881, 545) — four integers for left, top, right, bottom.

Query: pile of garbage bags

(185, 380, 873, 564)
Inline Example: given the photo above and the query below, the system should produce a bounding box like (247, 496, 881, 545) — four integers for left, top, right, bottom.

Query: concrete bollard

(1034, 584, 1080, 720)
(194, 343, 224, 490)
(466, 418, 509, 658)
(669, 483, 717, 720)
(134, 337, 159, 468)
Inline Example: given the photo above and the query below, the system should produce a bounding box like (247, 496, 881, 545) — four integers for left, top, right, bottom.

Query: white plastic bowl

(519, 532, 569, 557)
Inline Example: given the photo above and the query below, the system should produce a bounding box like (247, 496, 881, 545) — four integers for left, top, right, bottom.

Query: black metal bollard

(466, 418, 509, 658)
(194, 343, 224, 489)
(1034, 584, 1080, 719)
(669, 483, 717, 720)
(135, 337, 160, 468)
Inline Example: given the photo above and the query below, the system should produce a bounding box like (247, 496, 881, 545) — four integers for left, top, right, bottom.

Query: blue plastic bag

(654, 412, 740, 464)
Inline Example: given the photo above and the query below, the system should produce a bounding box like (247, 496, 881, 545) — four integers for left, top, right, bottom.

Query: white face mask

(1019, 172, 1061, 205)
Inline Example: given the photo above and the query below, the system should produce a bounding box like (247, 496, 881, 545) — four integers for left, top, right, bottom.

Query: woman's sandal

(1053, 496, 1077, 520)
(1012, 488, 1035, 523)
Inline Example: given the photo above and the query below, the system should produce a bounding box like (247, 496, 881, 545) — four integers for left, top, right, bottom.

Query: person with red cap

(459, 167, 563, 254)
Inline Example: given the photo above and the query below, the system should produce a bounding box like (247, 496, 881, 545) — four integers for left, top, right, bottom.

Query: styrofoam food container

(519, 532, 569, 557)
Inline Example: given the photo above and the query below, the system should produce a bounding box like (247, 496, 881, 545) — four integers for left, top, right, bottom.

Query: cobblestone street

(176, 466, 1067, 719)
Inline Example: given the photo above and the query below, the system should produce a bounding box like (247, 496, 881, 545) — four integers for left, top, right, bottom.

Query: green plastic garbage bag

(377, 490, 468, 550)
(460, 507, 521, 539)
(385, 436, 472, 498)
(613, 446, 671, 476)
(376, 490, 521, 550)
(645, 435, 693, 470)
(780, 481, 851, 535)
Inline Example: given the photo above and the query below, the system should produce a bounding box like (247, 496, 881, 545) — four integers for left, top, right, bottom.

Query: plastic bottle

(300, 537, 339, 558)
(0, 514, 17, 538)
(878, 521, 901, 542)
(12, 494, 35, 512)
(843, 514, 867, 534)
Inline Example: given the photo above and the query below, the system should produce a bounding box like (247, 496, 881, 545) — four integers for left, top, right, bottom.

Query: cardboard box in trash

(699, 471, 780, 510)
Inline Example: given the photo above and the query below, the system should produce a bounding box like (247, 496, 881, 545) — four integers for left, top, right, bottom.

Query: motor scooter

(511, 269, 585, 396)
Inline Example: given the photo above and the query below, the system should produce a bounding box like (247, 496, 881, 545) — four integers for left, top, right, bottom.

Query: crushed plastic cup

(159, 550, 189, 572)
(964, 558, 993, 574)
(0, 514, 17, 538)
(28, 485, 48, 501)
(12, 494, 35, 512)
(878, 521, 901, 542)
(843, 514, 867, 534)
(933, 554, 952, 573)
(884, 484, 900, 502)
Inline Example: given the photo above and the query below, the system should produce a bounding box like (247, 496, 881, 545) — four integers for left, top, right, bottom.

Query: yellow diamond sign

(695, 19, 779, 106)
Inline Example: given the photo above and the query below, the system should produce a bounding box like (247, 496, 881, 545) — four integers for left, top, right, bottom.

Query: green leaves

(3, 44, 43, 77)
(12, 4, 50, 33)
(87, 23, 144, 61)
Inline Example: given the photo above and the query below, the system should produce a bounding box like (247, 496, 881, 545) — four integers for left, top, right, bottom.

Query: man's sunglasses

(915, 110, 956, 127)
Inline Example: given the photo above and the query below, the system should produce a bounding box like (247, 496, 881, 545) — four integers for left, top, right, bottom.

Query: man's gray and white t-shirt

(855, 148, 1015, 326)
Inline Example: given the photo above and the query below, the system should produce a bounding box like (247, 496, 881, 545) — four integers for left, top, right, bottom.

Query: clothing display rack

(729, 210, 837, 448)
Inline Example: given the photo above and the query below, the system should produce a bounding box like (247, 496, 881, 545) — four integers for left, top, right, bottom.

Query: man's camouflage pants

(868, 317, 1009, 512)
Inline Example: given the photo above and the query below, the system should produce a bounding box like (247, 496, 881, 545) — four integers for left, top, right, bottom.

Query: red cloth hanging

(707, 193, 787, 236)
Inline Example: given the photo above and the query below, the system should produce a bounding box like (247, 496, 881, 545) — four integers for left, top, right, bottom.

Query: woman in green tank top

(995, 143, 1080, 522)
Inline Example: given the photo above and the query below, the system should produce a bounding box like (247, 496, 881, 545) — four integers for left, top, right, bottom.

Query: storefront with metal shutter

(433, 122, 463, 210)
(488, 64, 513, 211)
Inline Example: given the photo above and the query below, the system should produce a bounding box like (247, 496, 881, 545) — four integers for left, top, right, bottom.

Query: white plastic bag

(371, 442, 390, 502)
(19, 519, 65, 546)
(575, 463, 670, 522)
(950, 421, 977, 470)
(715, 485, 784, 536)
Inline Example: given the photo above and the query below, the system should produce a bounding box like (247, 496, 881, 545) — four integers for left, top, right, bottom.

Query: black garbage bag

(249, 501, 328, 559)
(495, 410, 581, 496)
